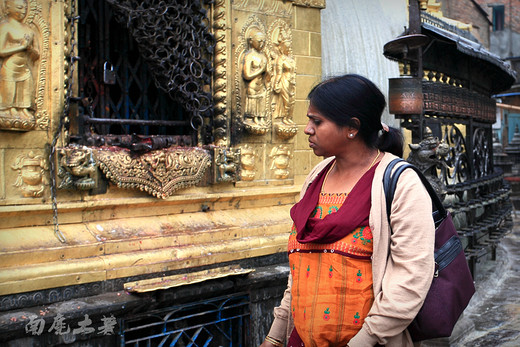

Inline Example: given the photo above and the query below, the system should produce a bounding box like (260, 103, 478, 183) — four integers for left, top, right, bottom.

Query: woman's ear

(349, 117, 360, 130)
(345, 117, 360, 138)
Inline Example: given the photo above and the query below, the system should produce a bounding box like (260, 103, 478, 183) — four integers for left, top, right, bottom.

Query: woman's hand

(259, 341, 276, 347)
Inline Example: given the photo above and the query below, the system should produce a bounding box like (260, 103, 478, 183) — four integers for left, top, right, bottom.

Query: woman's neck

(322, 147, 381, 194)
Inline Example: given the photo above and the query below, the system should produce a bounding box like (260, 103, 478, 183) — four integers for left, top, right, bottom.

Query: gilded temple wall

(0, 0, 326, 298)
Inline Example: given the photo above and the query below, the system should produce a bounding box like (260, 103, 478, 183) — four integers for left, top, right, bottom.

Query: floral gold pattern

(93, 147, 211, 198)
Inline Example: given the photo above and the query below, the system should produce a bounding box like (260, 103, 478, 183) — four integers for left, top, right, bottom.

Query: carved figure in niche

(271, 26, 295, 124)
(269, 144, 292, 179)
(215, 148, 239, 182)
(11, 150, 47, 197)
(240, 145, 256, 181)
(242, 26, 268, 126)
(0, 0, 39, 126)
(58, 145, 97, 191)
(407, 127, 450, 200)
(270, 22, 297, 139)
(237, 16, 270, 136)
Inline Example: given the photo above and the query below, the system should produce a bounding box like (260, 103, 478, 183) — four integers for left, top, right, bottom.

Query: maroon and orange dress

(287, 161, 377, 346)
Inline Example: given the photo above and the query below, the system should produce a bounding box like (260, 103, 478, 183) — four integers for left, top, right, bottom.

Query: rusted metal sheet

(124, 265, 254, 293)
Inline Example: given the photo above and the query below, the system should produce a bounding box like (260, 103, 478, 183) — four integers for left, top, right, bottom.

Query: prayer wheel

(388, 77, 423, 115)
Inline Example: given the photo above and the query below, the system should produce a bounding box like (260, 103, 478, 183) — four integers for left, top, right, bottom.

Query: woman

(260, 74, 435, 347)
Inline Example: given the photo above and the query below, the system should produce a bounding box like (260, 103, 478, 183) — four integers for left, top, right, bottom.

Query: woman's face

(304, 103, 349, 157)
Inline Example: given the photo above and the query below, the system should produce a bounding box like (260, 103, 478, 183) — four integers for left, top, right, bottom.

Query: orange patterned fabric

(288, 193, 374, 346)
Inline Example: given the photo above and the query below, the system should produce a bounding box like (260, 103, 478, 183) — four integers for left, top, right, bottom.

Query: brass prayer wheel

(388, 77, 423, 115)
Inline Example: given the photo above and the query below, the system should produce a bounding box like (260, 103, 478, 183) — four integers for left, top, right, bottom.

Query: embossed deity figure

(12, 151, 47, 197)
(240, 145, 256, 181)
(269, 145, 291, 179)
(0, 0, 39, 122)
(271, 26, 295, 126)
(242, 27, 268, 126)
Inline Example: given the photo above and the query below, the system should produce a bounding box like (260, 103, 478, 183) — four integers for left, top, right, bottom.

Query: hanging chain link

(48, 0, 79, 243)
(105, 0, 214, 133)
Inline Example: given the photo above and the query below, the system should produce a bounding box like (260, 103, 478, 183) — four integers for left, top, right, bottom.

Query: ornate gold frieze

(58, 145, 97, 191)
(11, 150, 48, 197)
(93, 147, 211, 198)
(232, 0, 293, 17)
(0, 0, 50, 131)
(214, 147, 240, 183)
(212, 0, 228, 146)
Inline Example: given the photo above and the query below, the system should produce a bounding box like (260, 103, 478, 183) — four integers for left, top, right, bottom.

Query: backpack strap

(383, 159, 447, 229)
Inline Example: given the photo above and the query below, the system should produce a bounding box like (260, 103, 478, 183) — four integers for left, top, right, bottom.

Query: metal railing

(119, 293, 251, 346)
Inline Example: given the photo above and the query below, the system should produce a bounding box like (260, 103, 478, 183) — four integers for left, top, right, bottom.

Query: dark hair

(308, 74, 403, 157)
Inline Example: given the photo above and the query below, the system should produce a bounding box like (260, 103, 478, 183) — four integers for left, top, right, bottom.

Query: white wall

(321, 0, 409, 126)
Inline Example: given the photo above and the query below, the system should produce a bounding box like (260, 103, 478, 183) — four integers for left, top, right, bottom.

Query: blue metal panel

(119, 293, 251, 346)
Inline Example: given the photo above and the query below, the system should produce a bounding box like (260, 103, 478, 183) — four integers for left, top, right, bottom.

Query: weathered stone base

(0, 254, 289, 346)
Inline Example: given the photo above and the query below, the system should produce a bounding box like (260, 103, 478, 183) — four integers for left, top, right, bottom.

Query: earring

(349, 133, 354, 138)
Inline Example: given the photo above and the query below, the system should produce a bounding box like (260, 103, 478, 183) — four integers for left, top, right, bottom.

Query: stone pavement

(425, 214, 520, 347)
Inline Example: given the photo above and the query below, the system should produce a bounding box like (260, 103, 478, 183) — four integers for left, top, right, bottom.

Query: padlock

(103, 62, 116, 85)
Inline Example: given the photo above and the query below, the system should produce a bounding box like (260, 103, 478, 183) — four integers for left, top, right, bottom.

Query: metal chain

(48, 0, 79, 243)
(105, 0, 214, 134)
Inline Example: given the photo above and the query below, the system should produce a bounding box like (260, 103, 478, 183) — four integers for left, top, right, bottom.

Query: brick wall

(474, 0, 520, 33)
(442, 0, 492, 47)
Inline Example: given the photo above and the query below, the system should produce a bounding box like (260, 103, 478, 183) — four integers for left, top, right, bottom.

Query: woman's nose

(304, 121, 313, 135)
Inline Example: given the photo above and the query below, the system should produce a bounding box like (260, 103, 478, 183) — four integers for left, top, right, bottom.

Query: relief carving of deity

(243, 26, 268, 127)
(239, 144, 256, 181)
(269, 144, 292, 179)
(237, 17, 297, 139)
(269, 20, 297, 139)
(11, 150, 47, 197)
(215, 147, 240, 182)
(270, 25, 295, 125)
(0, 0, 40, 130)
(238, 18, 270, 135)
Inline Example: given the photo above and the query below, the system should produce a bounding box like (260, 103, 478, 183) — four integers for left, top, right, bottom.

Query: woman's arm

(261, 273, 293, 345)
(349, 169, 436, 346)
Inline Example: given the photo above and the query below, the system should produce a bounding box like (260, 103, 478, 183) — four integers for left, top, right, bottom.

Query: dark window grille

(76, 0, 192, 140)
(492, 5, 505, 31)
(119, 293, 251, 346)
